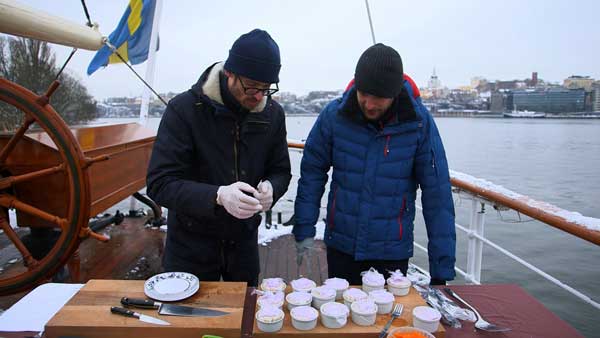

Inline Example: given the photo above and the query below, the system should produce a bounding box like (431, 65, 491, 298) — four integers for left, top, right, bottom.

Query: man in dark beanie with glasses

(147, 29, 291, 286)
(293, 43, 456, 285)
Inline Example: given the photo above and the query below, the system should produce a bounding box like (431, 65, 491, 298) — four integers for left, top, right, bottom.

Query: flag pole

(139, 0, 163, 126)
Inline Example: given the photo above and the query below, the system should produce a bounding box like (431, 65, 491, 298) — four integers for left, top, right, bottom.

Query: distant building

(563, 75, 594, 92)
(511, 88, 586, 113)
(593, 82, 600, 112)
(490, 91, 510, 112)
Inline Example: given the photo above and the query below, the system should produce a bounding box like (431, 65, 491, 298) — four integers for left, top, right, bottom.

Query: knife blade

(121, 297, 229, 317)
(110, 306, 171, 325)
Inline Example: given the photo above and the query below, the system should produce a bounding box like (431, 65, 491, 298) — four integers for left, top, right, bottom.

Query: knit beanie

(354, 43, 403, 98)
(224, 29, 281, 83)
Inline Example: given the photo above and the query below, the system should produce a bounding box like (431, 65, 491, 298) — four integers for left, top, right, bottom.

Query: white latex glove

(254, 180, 273, 211)
(216, 182, 262, 219)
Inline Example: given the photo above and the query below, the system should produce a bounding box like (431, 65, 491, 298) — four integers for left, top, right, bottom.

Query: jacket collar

(191, 62, 268, 113)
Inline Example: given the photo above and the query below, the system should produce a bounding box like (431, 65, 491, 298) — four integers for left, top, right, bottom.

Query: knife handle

(111, 306, 139, 318)
(121, 297, 159, 309)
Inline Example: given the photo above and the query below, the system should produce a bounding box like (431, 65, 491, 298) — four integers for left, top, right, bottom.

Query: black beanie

(224, 29, 281, 83)
(354, 43, 403, 98)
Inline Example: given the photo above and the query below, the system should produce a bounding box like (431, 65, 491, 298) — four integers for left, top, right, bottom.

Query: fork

(378, 303, 403, 338)
(444, 288, 511, 332)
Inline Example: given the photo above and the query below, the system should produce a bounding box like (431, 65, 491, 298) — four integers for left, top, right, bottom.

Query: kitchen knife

(121, 297, 229, 317)
(110, 306, 171, 325)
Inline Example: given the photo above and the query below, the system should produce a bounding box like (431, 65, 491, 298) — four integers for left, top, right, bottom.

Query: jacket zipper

(397, 197, 406, 240)
(234, 122, 240, 181)
(329, 186, 338, 230)
(384, 135, 391, 157)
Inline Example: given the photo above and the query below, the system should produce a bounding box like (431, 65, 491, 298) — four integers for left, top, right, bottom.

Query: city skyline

(3, 0, 599, 100)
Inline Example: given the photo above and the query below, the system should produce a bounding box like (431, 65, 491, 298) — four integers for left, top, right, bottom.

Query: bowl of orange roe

(387, 326, 435, 338)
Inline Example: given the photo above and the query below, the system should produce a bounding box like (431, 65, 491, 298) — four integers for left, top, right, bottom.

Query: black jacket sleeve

(146, 101, 219, 220)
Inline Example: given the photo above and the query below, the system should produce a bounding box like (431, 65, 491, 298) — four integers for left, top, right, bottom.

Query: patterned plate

(144, 272, 200, 301)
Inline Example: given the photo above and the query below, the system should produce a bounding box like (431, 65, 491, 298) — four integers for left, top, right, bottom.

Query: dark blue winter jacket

(293, 82, 456, 281)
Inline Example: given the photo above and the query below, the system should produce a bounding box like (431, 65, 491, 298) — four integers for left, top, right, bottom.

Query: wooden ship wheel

(0, 79, 95, 295)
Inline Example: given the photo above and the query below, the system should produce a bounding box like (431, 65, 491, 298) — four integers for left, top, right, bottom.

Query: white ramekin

(255, 306, 285, 333)
(286, 291, 312, 311)
(323, 277, 349, 300)
(319, 302, 349, 329)
(310, 286, 336, 309)
(290, 305, 319, 331)
(257, 290, 285, 309)
(412, 306, 441, 333)
(260, 277, 287, 293)
(350, 299, 378, 326)
(290, 277, 316, 293)
(387, 276, 411, 296)
(342, 288, 368, 310)
(362, 269, 385, 292)
(369, 289, 395, 314)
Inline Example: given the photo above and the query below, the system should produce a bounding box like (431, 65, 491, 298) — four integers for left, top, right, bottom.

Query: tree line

(0, 37, 97, 131)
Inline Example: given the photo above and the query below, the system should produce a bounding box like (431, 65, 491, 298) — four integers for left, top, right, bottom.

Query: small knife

(121, 297, 229, 317)
(110, 306, 171, 325)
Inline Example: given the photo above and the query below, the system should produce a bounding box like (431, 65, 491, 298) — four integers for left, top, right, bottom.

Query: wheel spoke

(0, 164, 65, 190)
(0, 117, 35, 165)
(0, 194, 68, 230)
(0, 214, 38, 268)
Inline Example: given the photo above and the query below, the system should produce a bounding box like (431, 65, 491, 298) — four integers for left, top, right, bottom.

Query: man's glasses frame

(237, 76, 279, 96)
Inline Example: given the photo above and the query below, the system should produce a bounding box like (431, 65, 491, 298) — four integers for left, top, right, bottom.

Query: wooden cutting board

(45, 279, 247, 338)
(253, 287, 445, 338)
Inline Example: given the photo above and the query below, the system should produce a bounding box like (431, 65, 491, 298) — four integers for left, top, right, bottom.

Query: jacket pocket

(328, 185, 338, 230)
(397, 196, 407, 240)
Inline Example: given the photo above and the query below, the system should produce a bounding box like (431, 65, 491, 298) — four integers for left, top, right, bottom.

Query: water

(98, 116, 600, 336)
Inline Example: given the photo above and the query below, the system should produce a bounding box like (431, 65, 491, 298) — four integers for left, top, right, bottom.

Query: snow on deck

(450, 170, 600, 232)
(258, 221, 326, 245)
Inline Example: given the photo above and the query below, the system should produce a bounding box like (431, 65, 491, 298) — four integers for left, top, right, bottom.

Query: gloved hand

(295, 237, 314, 266)
(216, 182, 262, 219)
(253, 180, 273, 211)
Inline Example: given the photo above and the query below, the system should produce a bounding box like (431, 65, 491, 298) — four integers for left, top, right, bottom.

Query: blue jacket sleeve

(414, 103, 456, 281)
(292, 104, 335, 241)
(146, 102, 219, 220)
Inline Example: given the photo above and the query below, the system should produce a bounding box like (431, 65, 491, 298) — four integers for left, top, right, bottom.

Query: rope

(104, 40, 168, 106)
(80, 0, 93, 27)
(54, 48, 78, 82)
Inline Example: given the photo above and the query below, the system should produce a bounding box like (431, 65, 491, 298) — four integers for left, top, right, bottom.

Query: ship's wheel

(0, 78, 91, 295)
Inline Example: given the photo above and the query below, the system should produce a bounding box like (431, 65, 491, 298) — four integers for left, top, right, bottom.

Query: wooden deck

(0, 217, 327, 311)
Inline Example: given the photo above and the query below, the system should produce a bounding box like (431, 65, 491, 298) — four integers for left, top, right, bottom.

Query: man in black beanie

(294, 43, 456, 286)
(147, 29, 291, 286)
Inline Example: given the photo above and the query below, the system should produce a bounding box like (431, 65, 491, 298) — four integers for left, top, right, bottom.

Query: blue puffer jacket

(293, 82, 456, 281)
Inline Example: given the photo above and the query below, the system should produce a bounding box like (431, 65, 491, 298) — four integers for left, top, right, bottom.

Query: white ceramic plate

(144, 272, 200, 301)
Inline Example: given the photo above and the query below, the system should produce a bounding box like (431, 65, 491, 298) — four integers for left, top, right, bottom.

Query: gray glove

(295, 238, 314, 266)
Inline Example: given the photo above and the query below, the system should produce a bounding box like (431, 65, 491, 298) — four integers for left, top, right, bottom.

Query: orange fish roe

(390, 331, 429, 338)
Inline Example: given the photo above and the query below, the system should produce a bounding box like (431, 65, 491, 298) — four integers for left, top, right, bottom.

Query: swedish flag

(87, 0, 157, 75)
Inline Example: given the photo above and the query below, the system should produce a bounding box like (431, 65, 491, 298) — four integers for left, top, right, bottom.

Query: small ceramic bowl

(290, 277, 316, 293)
(362, 270, 385, 292)
(342, 288, 368, 310)
(387, 276, 411, 296)
(255, 306, 284, 333)
(350, 299, 378, 326)
(257, 290, 285, 309)
(412, 306, 442, 333)
(290, 305, 319, 331)
(319, 301, 349, 329)
(310, 286, 336, 309)
(387, 326, 435, 338)
(323, 277, 349, 300)
(286, 291, 312, 311)
(260, 277, 286, 293)
(369, 289, 395, 314)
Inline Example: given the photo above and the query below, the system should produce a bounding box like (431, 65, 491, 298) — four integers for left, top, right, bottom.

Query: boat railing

(286, 141, 600, 311)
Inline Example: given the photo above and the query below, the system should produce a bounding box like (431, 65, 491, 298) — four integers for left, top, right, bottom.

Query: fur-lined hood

(192, 62, 268, 113)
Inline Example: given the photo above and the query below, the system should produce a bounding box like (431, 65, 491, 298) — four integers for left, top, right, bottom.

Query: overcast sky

(5, 0, 600, 99)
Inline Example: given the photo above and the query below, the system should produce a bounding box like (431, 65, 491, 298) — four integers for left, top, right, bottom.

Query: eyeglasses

(237, 76, 279, 96)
